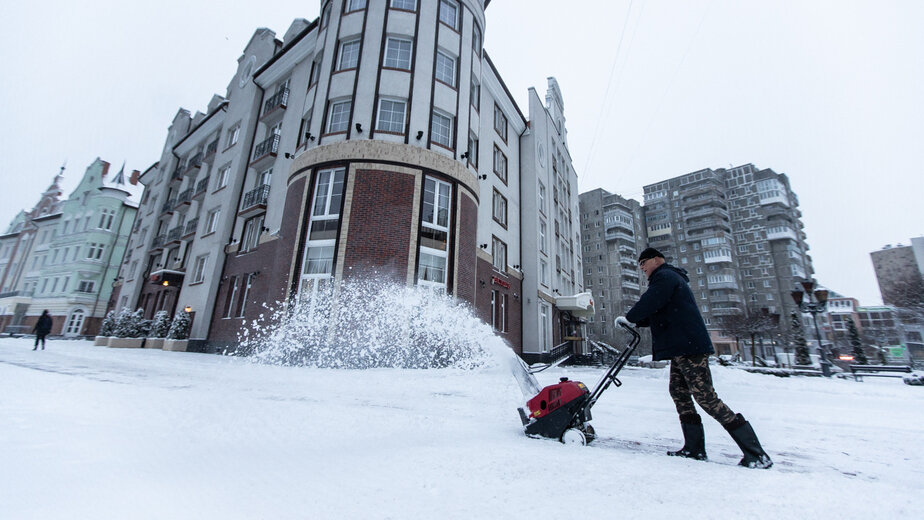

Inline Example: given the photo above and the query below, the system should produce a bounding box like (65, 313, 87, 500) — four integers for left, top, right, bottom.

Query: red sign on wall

(492, 276, 510, 289)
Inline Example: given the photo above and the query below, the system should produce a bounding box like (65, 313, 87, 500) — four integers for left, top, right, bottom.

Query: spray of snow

(234, 279, 527, 377)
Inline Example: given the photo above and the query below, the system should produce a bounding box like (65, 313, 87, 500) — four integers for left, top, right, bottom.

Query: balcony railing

(161, 200, 176, 214)
(241, 184, 271, 213)
(251, 134, 280, 165)
(185, 153, 203, 174)
(263, 88, 290, 117)
(767, 226, 798, 241)
(194, 176, 209, 196)
(172, 165, 184, 181)
(167, 226, 183, 243)
(152, 234, 166, 249)
(204, 139, 219, 160)
(176, 189, 193, 206)
(184, 218, 199, 237)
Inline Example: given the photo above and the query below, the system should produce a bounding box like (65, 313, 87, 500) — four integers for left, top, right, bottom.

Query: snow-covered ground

(2, 338, 922, 519)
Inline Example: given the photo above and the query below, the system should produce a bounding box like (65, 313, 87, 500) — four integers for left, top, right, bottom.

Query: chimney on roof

(130, 170, 141, 185)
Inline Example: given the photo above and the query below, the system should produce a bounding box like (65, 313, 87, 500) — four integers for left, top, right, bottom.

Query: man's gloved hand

(615, 316, 632, 328)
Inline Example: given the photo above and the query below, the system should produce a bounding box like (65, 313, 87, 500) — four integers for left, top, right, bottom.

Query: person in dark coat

(617, 247, 772, 469)
(33, 310, 53, 350)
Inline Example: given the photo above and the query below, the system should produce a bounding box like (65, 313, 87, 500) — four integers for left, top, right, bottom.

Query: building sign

(491, 276, 510, 289)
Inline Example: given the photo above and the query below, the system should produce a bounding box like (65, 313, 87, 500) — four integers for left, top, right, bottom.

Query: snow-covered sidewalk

(1, 338, 921, 519)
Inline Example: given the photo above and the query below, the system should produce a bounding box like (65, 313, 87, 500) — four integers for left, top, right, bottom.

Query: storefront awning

(555, 292, 595, 318)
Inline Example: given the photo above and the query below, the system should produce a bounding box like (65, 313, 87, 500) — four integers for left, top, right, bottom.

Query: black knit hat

(638, 247, 664, 263)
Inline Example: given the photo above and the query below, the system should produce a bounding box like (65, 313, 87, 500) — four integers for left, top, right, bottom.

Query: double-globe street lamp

(791, 279, 832, 377)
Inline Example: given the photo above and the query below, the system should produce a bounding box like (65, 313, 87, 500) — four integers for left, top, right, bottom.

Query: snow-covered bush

(903, 371, 924, 386)
(150, 311, 171, 338)
(113, 308, 134, 338)
(167, 311, 191, 340)
(99, 311, 116, 337)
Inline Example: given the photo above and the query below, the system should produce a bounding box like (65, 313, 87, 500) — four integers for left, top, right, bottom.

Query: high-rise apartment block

(870, 237, 924, 306)
(577, 189, 646, 348)
(113, 1, 586, 357)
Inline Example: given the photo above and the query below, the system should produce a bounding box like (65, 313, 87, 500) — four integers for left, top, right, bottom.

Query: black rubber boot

(724, 414, 773, 469)
(667, 414, 707, 460)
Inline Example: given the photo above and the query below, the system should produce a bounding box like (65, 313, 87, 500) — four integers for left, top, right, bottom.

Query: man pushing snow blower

(619, 247, 772, 469)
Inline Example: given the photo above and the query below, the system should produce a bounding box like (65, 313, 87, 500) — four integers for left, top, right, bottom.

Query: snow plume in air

(236, 278, 511, 369)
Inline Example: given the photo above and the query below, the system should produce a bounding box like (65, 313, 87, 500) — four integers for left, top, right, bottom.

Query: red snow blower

(518, 322, 640, 445)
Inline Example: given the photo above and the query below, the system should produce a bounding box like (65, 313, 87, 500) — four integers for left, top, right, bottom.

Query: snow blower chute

(517, 322, 640, 445)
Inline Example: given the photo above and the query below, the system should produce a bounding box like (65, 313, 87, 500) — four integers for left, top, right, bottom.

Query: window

(77, 280, 95, 293)
(345, 0, 366, 12)
(86, 243, 104, 260)
(192, 255, 208, 283)
(539, 220, 548, 253)
(439, 0, 458, 29)
(309, 59, 321, 87)
(493, 189, 507, 227)
(417, 177, 452, 288)
(337, 40, 361, 71)
(299, 168, 346, 295)
(384, 38, 412, 70)
(240, 214, 265, 253)
(494, 105, 508, 141)
(98, 209, 115, 230)
(466, 132, 479, 167)
(298, 114, 313, 147)
(390, 0, 416, 10)
(224, 275, 240, 318)
(472, 24, 482, 55)
(493, 145, 507, 183)
(430, 110, 453, 148)
(538, 182, 546, 213)
(539, 304, 551, 352)
(492, 236, 506, 272)
(470, 77, 480, 111)
(205, 209, 221, 234)
(491, 290, 507, 332)
(236, 273, 255, 317)
(540, 259, 549, 286)
(216, 165, 231, 189)
(327, 100, 352, 133)
(226, 125, 240, 148)
(434, 51, 456, 87)
(376, 99, 407, 133)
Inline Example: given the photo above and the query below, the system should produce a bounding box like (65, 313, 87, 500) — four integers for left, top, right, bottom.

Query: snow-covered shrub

(113, 308, 135, 338)
(167, 311, 191, 340)
(903, 371, 924, 386)
(99, 311, 116, 337)
(150, 311, 171, 338)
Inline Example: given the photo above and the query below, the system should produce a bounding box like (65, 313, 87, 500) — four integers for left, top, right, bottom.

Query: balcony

(171, 164, 184, 182)
(151, 234, 166, 250)
(712, 307, 742, 316)
(707, 280, 739, 291)
(166, 226, 184, 245)
(262, 88, 289, 121)
(686, 219, 730, 233)
(175, 189, 193, 208)
(605, 230, 634, 243)
(161, 199, 176, 215)
(193, 176, 209, 198)
(183, 218, 199, 238)
(618, 245, 636, 257)
(767, 226, 798, 241)
(684, 206, 728, 221)
(203, 139, 219, 163)
(185, 153, 203, 176)
(703, 249, 733, 264)
(250, 134, 280, 169)
(621, 279, 640, 291)
(240, 184, 270, 216)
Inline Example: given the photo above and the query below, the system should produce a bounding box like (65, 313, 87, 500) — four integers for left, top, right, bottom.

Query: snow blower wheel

(518, 322, 640, 445)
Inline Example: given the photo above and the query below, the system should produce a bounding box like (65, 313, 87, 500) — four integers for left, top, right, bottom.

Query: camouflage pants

(669, 354, 736, 426)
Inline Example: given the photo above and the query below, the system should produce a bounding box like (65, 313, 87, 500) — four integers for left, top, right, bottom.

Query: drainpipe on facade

(87, 202, 130, 337)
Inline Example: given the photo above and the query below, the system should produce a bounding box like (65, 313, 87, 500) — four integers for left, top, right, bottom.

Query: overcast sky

(1, 0, 921, 305)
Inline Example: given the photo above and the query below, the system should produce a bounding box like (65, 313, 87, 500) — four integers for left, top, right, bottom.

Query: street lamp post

(791, 280, 832, 377)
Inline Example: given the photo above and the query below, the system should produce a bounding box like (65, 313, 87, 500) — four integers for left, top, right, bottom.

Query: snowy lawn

(1, 338, 922, 519)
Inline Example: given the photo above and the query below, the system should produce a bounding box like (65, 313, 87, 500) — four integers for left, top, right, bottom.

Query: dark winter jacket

(625, 263, 714, 361)
(34, 313, 53, 336)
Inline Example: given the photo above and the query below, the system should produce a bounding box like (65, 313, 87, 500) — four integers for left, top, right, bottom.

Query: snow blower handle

(615, 317, 640, 345)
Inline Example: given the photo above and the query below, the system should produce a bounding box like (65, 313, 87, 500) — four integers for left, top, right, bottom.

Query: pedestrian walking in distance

(617, 247, 772, 469)
(33, 310, 53, 351)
